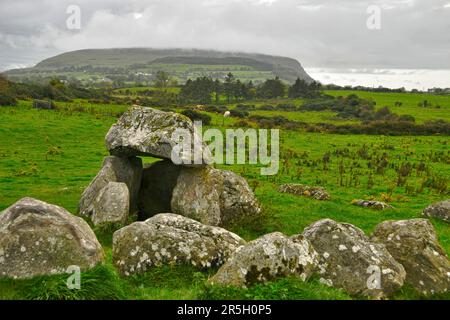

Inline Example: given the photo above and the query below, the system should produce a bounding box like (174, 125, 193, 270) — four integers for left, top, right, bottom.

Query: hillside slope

(5, 48, 313, 84)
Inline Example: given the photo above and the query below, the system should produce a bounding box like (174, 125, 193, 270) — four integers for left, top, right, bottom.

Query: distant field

(325, 90, 450, 123)
(108, 88, 450, 124)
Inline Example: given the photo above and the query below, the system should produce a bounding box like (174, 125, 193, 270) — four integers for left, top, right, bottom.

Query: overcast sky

(1, 0, 449, 87)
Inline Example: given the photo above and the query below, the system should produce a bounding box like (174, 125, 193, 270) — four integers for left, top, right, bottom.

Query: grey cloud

(0, 0, 449, 71)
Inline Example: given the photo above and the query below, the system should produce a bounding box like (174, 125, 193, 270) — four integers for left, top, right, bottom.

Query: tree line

(179, 72, 321, 104)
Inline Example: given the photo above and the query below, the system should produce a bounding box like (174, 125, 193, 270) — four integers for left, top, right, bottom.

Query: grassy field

(325, 90, 450, 123)
(0, 90, 449, 300)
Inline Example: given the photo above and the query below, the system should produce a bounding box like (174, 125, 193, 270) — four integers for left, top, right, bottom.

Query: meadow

(0, 90, 449, 300)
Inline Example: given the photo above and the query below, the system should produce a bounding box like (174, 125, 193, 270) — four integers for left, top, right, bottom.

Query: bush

(229, 109, 249, 118)
(275, 103, 297, 111)
(258, 104, 275, 110)
(181, 109, 212, 125)
(235, 104, 256, 111)
(204, 105, 227, 114)
(0, 95, 17, 106)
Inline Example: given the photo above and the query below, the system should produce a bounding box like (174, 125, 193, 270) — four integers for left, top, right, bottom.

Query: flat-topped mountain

(5, 48, 313, 84)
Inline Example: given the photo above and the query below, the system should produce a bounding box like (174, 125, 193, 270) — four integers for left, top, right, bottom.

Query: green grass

(0, 264, 125, 300)
(0, 93, 449, 300)
(325, 90, 450, 123)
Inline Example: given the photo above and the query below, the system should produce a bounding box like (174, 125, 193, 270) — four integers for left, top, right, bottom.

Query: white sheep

(223, 110, 231, 125)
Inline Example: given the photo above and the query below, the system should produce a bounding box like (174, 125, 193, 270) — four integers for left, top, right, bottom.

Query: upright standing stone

(92, 182, 130, 226)
(171, 166, 261, 227)
(78, 155, 142, 217)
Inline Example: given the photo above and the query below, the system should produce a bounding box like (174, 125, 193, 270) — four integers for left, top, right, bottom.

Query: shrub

(181, 109, 212, 125)
(0, 95, 17, 106)
(275, 103, 297, 111)
(258, 104, 275, 110)
(229, 109, 249, 118)
(235, 104, 256, 111)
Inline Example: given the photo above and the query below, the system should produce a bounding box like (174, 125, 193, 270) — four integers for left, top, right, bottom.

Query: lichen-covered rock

(105, 106, 211, 165)
(171, 166, 261, 227)
(0, 198, 104, 279)
(209, 232, 318, 287)
(422, 199, 449, 223)
(171, 166, 221, 226)
(112, 213, 245, 276)
(371, 219, 450, 295)
(302, 219, 405, 298)
(78, 156, 142, 217)
(138, 160, 182, 220)
(352, 199, 393, 210)
(278, 184, 330, 200)
(216, 169, 262, 227)
(92, 182, 129, 226)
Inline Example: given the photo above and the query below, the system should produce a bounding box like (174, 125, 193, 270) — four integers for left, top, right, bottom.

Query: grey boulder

(105, 106, 211, 165)
(371, 219, 450, 295)
(209, 232, 318, 287)
(171, 166, 261, 227)
(302, 219, 405, 298)
(112, 213, 245, 276)
(278, 184, 330, 201)
(78, 155, 142, 217)
(92, 182, 129, 226)
(0, 197, 104, 279)
(352, 200, 393, 210)
(422, 199, 449, 223)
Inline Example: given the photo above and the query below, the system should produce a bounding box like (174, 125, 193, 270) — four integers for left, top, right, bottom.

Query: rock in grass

(209, 232, 318, 287)
(92, 182, 129, 226)
(78, 155, 142, 217)
(105, 106, 211, 165)
(422, 199, 449, 223)
(371, 219, 450, 295)
(171, 166, 261, 227)
(138, 160, 182, 220)
(352, 199, 393, 210)
(0, 197, 104, 279)
(112, 213, 245, 276)
(278, 184, 330, 200)
(302, 219, 405, 299)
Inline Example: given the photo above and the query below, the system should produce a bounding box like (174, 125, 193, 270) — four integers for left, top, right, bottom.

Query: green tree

(224, 72, 235, 103)
(154, 71, 170, 90)
(257, 77, 286, 99)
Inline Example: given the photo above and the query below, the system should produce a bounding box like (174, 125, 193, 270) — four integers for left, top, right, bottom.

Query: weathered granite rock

(278, 184, 330, 200)
(138, 160, 182, 220)
(302, 219, 405, 298)
(209, 232, 318, 287)
(371, 219, 450, 295)
(171, 166, 261, 227)
(217, 169, 262, 227)
(92, 182, 129, 226)
(0, 197, 104, 279)
(112, 213, 245, 276)
(78, 155, 142, 217)
(105, 106, 211, 165)
(422, 199, 449, 223)
(352, 199, 393, 210)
